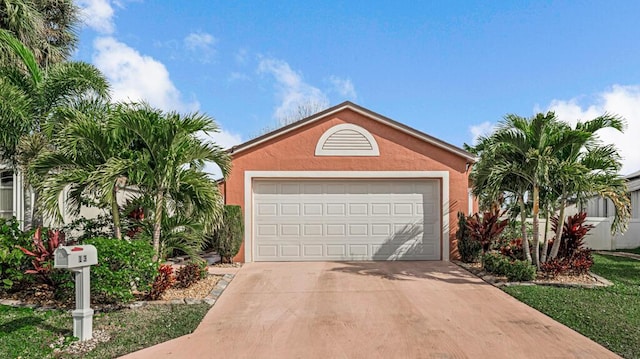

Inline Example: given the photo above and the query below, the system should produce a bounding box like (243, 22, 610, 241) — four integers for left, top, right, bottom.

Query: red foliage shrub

(126, 207, 145, 238)
(147, 264, 175, 300)
(499, 238, 525, 261)
(540, 249, 594, 277)
(16, 228, 64, 285)
(466, 209, 509, 253)
(175, 262, 202, 289)
(550, 212, 594, 258)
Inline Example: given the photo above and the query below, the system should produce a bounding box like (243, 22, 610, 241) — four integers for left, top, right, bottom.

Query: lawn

(503, 254, 640, 359)
(0, 303, 210, 358)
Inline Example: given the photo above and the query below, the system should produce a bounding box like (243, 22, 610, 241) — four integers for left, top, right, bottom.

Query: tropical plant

(467, 111, 629, 267)
(16, 227, 64, 286)
(550, 212, 594, 259)
(208, 205, 243, 263)
(111, 103, 231, 260)
(456, 211, 481, 263)
(546, 115, 629, 260)
(0, 0, 78, 68)
(147, 264, 175, 300)
(30, 100, 131, 238)
(0, 30, 109, 226)
(465, 209, 509, 253)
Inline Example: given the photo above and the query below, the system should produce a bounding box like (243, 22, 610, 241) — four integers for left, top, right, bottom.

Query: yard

(0, 303, 210, 358)
(504, 253, 640, 359)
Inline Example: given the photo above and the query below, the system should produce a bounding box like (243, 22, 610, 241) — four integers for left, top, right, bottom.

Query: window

(0, 171, 13, 219)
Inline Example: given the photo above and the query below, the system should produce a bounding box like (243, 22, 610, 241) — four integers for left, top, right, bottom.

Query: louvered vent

(322, 129, 373, 151)
(315, 124, 380, 156)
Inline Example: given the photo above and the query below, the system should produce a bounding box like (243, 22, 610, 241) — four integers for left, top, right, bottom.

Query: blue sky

(74, 1, 640, 174)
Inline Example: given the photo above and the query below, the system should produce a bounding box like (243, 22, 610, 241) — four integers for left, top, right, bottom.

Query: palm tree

(1, 0, 78, 68)
(546, 115, 630, 260)
(470, 113, 589, 267)
(30, 99, 132, 239)
(111, 103, 231, 260)
(0, 29, 109, 226)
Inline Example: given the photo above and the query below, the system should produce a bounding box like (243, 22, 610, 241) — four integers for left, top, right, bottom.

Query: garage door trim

(244, 171, 450, 262)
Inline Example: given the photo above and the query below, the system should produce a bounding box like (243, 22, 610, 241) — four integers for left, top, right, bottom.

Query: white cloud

(93, 36, 199, 112)
(468, 121, 496, 145)
(328, 75, 357, 100)
(77, 0, 115, 34)
(184, 32, 216, 63)
(548, 85, 640, 175)
(257, 57, 329, 121)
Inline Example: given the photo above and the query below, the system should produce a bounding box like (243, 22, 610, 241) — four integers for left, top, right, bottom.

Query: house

(580, 170, 640, 250)
(219, 101, 477, 262)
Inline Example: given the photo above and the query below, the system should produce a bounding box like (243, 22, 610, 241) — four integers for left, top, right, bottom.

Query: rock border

(0, 273, 236, 311)
(454, 261, 613, 289)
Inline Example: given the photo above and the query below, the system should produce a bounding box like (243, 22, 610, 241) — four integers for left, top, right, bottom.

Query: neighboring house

(219, 101, 477, 263)
(0, 164, 30, 226)
(580, 170, 640, 250)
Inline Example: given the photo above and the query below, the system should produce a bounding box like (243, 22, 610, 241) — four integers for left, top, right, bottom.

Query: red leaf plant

(16, 227, 65, 286)
(466, 209, 509, 253)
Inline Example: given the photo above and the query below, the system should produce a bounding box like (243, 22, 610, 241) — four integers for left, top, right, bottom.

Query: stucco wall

(225, 108, 472, 262)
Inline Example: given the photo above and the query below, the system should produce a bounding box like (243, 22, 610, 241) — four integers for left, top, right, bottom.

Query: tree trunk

(111, 185, 122, 240)
(31, 189, 43, 228)
(152, 190, 164, 262)
(549, 198, 567, 260)
(540, 207, 551, 263)
(519, 195, 532, 263)
(532, 184, 540, 268)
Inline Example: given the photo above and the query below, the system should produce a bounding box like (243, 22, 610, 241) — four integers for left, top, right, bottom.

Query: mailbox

(54, 245, 98, 269)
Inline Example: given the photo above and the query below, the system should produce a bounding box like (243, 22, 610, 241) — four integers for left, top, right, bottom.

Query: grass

(503, 254, 640, 359)
(616, 247, 640, 255)
(0, 303, 211, 358)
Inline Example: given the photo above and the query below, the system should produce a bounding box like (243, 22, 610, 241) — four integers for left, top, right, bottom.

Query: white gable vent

(315, 124, 380, 156)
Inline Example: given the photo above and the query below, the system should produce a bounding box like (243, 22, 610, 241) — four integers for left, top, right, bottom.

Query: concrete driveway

(123, 261, 618, 359)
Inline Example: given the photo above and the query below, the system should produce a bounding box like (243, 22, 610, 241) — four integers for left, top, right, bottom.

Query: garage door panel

(253, 179, 440, 261)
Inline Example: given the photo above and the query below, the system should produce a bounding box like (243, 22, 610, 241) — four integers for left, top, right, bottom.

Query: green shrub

(0, 218, 32, 289)
(208, 205, 243, 263)
(504, 260, 537, 282)
(482, 251, 536, 282)
(83, 237, 157, 303)
(456, 212, 481, 263)
(482, 252, 509, 274)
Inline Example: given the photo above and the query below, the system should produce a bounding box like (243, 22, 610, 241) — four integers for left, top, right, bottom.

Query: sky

(73, 0, 640, 175)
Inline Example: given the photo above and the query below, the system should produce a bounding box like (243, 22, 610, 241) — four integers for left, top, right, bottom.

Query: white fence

(534, 218, 640, 251)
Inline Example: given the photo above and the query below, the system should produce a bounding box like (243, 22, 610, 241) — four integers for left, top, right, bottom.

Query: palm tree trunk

(31, 189, 43, 228)
(152, 190, 164, 262)
(518, 195, 532, 263)
(532, 184, 541, 268)
(549, 198, 567, 260)
(540, 207, 552, 263)
(111, 186, 121, 240)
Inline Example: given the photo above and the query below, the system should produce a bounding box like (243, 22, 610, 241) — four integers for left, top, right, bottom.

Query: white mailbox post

(54, 245, 98, 341)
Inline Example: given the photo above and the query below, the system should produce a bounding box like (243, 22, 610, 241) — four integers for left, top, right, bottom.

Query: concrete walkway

(122, 261, 618, 359)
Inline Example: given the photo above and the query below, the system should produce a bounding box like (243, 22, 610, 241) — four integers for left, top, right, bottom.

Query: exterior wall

(225, 108, 473, 262)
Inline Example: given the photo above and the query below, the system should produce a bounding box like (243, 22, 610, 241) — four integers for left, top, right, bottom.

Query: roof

(625, 169, 640, 180)
(228, 101, 477, 162)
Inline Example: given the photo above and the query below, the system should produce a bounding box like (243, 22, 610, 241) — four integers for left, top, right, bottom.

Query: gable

(229, 101, 475, 163)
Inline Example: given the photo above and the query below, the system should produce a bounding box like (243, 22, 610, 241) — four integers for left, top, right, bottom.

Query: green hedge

(83, 237, 157, 303)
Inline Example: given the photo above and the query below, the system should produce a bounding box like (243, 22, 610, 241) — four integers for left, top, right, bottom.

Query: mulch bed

(456, 261, 612, 288)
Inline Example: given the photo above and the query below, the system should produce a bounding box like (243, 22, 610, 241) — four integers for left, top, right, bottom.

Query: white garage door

(253, 179, 440, 261)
